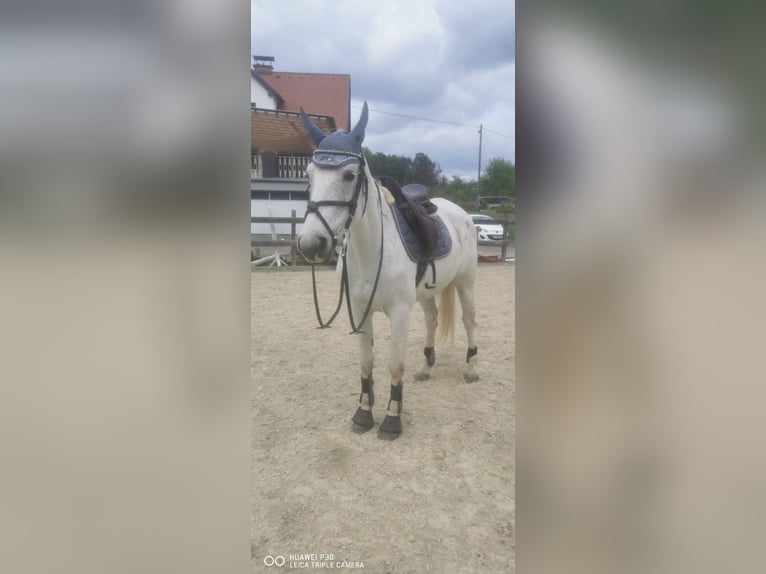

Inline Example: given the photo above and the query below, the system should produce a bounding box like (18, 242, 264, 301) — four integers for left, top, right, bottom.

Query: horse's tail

(437, 281, 456, 344)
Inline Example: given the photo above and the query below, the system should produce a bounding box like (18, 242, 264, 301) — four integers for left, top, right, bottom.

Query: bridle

(304, 151, 384, 334)
(303, 150, 368, 251)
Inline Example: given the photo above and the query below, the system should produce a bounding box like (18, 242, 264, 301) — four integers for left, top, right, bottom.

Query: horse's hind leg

(351, 314, 375, 431)
(415, 297, 438, 381)
(457, 284, 479, 382)
(379, 303, 412, 436)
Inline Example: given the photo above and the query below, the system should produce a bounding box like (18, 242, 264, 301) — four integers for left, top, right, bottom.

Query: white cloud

(367, 2, 446, 74)
(251, 0, 515, 176)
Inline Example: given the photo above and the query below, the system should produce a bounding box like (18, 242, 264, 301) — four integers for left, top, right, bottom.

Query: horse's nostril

(317, 235, 328, 251)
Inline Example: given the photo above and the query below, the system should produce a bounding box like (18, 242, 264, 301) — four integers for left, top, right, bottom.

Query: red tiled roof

(261, 71, 350, 132)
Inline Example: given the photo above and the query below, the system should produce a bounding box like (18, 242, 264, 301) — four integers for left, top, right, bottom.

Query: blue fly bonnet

(300, 102, 369, 167)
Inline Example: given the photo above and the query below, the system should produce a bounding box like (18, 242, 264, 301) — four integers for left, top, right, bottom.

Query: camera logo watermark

(262, 553, 364, 569)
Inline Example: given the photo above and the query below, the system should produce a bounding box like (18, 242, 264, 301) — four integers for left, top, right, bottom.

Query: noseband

(304, 151, 384, 335)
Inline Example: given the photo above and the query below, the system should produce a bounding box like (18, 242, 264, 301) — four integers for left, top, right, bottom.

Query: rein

(307, 154, 384, 334)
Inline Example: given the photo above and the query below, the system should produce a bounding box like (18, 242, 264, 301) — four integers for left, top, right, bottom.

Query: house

(251, 56, 351, 236)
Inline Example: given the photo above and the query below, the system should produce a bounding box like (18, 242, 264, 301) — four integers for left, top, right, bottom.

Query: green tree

(364, 148, 442, 189)
(411, 152, 442, 188)
(364, 148, 412, 184)
(480, 157, 515, 198)
(432, 176, 476, 210)
(362, 147, 515, 213)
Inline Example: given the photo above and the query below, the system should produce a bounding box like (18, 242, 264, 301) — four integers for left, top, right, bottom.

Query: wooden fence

(251, 210, 303, 266)
(251, 211, 513, 266)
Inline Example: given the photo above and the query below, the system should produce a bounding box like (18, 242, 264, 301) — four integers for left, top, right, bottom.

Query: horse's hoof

(463, 372, 480, 383)
(424, 347, 436, 367)
(414, 371, 430, 381)
(378, 414, 402, 435)
(352, 407, 374, 430)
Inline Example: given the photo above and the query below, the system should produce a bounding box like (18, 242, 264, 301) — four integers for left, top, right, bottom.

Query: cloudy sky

(251, 0, 515, 180)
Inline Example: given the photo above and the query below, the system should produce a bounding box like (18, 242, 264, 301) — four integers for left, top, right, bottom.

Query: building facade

(251, 56, 350, 236)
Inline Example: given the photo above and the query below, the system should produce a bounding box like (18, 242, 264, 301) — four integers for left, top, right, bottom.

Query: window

(251, 190, 310, 201)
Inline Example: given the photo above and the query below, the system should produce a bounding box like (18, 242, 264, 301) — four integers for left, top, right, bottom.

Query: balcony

(251, 153, 310, 180)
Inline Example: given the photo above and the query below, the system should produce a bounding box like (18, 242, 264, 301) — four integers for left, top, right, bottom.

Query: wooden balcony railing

(251, 154, 311, 180)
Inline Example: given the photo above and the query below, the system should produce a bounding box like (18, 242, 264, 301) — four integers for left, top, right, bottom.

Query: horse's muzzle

(297, 233, 333, 264)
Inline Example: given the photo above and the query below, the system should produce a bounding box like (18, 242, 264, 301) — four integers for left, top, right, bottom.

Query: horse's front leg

(351, 313, 375, 431)
(379, 303, 412, 435)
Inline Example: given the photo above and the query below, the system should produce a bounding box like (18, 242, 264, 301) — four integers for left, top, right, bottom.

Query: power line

(352, 105, 475, 128)
(352, 104, 514, 140)
(482, 126, 515, 141)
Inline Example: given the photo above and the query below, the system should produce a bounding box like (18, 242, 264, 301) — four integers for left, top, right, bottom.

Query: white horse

(297, 102, 479, 436)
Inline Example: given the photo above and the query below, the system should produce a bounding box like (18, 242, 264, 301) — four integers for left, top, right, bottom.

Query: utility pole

(476, 124, 483, 210)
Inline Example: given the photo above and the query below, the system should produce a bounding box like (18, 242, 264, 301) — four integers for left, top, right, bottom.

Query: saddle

(400, 183, 438, 215)
(378, 176, 452, 287)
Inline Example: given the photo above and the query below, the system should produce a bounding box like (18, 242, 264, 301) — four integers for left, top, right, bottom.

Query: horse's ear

(300, 107, 326, 146)
(349, 101, 369, 145)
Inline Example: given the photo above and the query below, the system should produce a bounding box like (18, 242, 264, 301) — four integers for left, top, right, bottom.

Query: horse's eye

(343, 172, 355, 182)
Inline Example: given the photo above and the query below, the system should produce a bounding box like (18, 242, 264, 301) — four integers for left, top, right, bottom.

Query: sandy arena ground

(251, 264, 515, 573)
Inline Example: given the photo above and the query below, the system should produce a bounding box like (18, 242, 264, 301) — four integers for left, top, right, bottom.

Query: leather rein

(305, 153, 384, 334)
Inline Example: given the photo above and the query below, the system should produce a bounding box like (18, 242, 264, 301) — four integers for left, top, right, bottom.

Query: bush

(496, 204, 514, 216)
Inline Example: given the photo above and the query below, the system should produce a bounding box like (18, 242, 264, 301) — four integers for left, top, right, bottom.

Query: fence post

(290, 209, 297, 266)
(500, 217, 509, 262)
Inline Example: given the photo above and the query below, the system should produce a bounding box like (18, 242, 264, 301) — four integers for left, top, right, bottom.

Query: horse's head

(297, 102, 369, 263)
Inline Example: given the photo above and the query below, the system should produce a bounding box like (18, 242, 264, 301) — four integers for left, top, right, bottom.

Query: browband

(312, 150, 363, 168)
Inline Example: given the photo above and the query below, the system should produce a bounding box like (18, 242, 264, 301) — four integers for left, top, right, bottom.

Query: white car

(470, 214, 505, 241)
